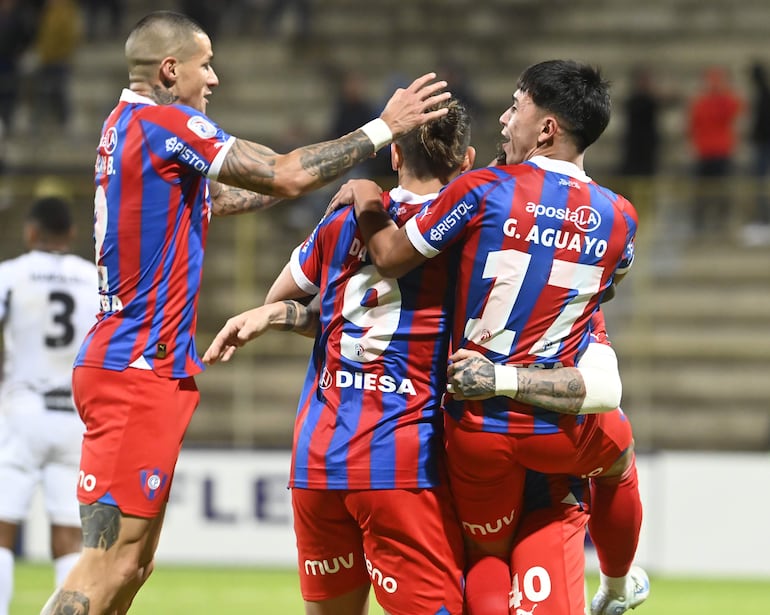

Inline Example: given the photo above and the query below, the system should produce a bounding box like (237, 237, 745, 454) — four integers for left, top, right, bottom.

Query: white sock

(0, 547, 14, 615)
(599, 571, 628, 595)
(53, 552, 80, 588)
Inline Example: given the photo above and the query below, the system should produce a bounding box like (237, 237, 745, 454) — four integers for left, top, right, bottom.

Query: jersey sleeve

(289, 242, 321, 296)
(138, 105, 235, 180)
(615, 196, 639, 274)
(289, 212, 337, 295)
(404, 169, 491, 258)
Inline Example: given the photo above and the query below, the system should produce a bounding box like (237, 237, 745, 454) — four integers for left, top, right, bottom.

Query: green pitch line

(11, 562, 770, 614)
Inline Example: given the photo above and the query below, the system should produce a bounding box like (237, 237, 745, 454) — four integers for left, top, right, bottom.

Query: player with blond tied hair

(204, 98, 476, 615)
(40, 9, 451, 615)
(331, 59, 647, 615)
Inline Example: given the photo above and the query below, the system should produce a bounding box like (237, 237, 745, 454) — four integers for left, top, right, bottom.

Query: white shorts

(0, 388, 84, 526)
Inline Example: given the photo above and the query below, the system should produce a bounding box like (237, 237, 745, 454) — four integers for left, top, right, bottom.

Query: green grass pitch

(11, 561, 770, 614)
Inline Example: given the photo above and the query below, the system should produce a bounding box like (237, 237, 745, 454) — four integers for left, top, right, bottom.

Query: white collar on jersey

(528, 155, 592, 183)
(119, 88, 157, 105)
(389, 185, 439, 204)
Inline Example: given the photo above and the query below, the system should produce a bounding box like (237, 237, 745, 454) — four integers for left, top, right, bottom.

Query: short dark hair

(517, 60, 611, 152)
(27, 196, 73, 236)
(130, 10, 205, 38)
(396, 98, 472, 184)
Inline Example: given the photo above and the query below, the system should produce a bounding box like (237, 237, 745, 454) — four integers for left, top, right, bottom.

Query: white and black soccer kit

(0, 250, 97, 526)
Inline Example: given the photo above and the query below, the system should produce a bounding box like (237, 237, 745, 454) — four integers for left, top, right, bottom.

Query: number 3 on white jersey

(464, 248, 604, 357)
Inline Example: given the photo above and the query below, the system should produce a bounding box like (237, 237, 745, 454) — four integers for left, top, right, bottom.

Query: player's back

(289, 188, 456, 490)
(0, 250, 97, 393)
(406, 157, 637, 433)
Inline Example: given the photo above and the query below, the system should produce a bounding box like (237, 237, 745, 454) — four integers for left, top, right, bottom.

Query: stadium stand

(1, 0, 768, 450)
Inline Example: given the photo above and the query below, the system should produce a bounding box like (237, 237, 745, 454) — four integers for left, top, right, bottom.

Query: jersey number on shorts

(463, 248, 604, 357)
(510, 566, 552, 611)
(45, 291, 76, 348)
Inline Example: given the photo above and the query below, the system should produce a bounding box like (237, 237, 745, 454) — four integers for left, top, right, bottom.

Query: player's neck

(528, 145, 585, 170)
(30, 242, 69, 254)
(399, 175, 444, 196)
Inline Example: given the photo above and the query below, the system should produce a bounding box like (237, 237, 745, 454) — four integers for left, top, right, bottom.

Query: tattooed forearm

(80, 503, 121, 550)
(278, 300, 299, 331)
(41, 589, 90, 615)
(297, 131, 376, 183)
(277, 300, 319, 337)
(516, 369, 586, 414)
(219, 133, 376, 197)
(209, 181, 282, 215)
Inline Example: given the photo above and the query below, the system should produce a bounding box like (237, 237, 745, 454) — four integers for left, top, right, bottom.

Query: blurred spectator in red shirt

(687, 66, 743, 235)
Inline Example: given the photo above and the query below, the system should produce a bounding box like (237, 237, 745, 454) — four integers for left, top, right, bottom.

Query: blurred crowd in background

(0, 0, 768, 454)
(1, 0, 770, 244)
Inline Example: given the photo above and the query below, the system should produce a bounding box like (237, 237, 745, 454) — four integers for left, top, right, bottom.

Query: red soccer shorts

(445, 409, 632, 544)
(509, 491, 590, 615)
(73, 366, 199, 518)
(292, 485, 465, 615)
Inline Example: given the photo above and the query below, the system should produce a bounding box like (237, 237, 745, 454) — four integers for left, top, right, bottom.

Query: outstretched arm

(202, 299, 318, 365)
(447, 345, 622, 415)
(216, 73, 450, 202)
(203, 261, 319, 364)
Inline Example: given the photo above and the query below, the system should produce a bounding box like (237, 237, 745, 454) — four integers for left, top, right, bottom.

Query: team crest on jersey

(99, 127, 118, 154)
(140, 469, 168, 500)
(187, 115, 217, 139)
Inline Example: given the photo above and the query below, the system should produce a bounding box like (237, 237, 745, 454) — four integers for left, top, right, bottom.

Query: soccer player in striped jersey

(203, 100, 638, 613)
(449, 310, 648, 615)
(0, 196, 97, 615)
(330, 60, 644, 614)
(42, 10, 452, 615)
(205, 98, 476, 615)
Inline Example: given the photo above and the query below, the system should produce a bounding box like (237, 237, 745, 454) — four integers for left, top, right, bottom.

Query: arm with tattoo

(208, 180, 283, 216)
(512, 367, 585, 414)
(214, 73, 450, 200)
(447, 346, 620, 415)
(202, 299, 319, 365)
(216, 133, 377, 199)
(447, 351, 585, 413)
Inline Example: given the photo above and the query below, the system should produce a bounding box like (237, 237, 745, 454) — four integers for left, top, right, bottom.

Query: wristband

(360, 118, 393, 151)
(494, 364, 519, 399)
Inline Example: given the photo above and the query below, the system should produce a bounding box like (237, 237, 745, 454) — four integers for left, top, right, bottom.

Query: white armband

(576, 343, 622, 412)
(494, 364, 519, 399)
(360, 118, 393, 151)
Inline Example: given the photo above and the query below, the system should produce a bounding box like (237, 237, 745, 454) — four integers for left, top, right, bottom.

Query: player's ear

(538, 116, 558, 145)
(461, 146, 476, 172)
(390, 143, 401, 172)
(159, 57, 176, 88)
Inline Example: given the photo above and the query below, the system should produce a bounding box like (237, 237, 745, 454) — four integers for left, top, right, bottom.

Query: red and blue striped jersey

(288, 187, 456, 490)
(75, 89, 235, 378)
(404, 157, 637, 434)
